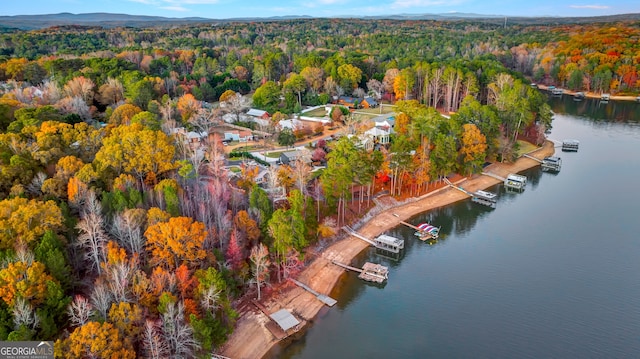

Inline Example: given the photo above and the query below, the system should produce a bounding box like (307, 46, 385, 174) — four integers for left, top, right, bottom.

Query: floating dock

(391, 214, 439, 241)
(551, 88, 564, 96)
(471, 190, 498, 208)
(342, 226, 404, 254)
(331, 260, 388, 283)
(562, 139, 579, 152)
(374, 234, 405, 253)
(601, 93, 610, 102)
(504, 173, 527, 191)
(541, 156, 562, 172)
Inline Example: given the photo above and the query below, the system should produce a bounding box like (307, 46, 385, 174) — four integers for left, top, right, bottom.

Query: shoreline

(221, 141, 556, 359)
(535, 84, 639, 102)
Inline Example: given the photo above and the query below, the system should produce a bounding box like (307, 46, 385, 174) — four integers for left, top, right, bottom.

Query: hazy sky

(3, 0, 640, 19)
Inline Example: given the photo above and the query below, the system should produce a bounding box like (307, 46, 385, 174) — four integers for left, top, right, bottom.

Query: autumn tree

(110, 103, 142, 126)
(55, 321, 136, 359)
(145, 216, 208, 270)
(94, 123, 176, 188)
(337, 64, 362, 91)
(0, 261, 55, 307)
(97, 78, 125, 106)
(459, 123, 487, 175)
(0, 197, 64, 251)
(177, 93, 200, 124)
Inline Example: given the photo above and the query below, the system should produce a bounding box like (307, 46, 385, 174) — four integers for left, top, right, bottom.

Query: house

(247, 108, 271, 120)
(278, 119, 304, 131)
(224, 130, 253, 142)
(279, 149, 312, 165)
(361, 97, 379, 108)
(338, 96, 361, 109)
(364, 126, 390, 146)
(373, 114, 395, 130)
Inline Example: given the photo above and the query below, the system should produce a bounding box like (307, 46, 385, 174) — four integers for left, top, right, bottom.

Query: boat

(601, 93, 610, 102)
(414, 223, 440, 241)
(551, 88, 564, 96)
(573, 92, 585, 101)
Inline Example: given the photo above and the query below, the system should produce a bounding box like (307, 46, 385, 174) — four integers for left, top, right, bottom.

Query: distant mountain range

(1, 12, 639, 30)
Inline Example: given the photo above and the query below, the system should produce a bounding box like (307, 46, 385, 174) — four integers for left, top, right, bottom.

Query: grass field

(354, 105, 396, 115)
(516, 140, 539, 156)
(302, 108, 328, 117)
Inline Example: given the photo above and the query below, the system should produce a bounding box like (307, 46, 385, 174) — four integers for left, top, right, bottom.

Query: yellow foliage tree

(0, 197, 64, 250)
(145, 216, 208, 269)
(0, 261, 55, 307)
(110, 103, 142, 126)
(394, 113, 411, 136)
(94, 123, 176, 186)
(55, 321, 136, 359)
(108, 301, 143, 339)
(459, 123, 488, 175)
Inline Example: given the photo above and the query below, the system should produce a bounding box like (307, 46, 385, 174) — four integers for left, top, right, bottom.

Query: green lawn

(264, 150, 286, 158)
(516, 140, 539, 156)
(302, 107, 328, 117)
(355, 105, 396, 115)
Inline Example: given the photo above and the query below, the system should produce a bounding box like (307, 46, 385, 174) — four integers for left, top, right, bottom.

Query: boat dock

(391, 214, 439, 241)
(290, 279, 337, 307)
(331, 260, 388, 283)
(443, 178, 497, 208)
(504, 173, 527, 191)
(562, 139, 579, 152)
(541, 156, 562, 172)
(471, 190, 498, 208)
(342, 226, 404, 254)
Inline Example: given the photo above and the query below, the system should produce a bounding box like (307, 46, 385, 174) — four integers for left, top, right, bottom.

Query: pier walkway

(481, 171, 506, 182)
(290, 279, 337, 307)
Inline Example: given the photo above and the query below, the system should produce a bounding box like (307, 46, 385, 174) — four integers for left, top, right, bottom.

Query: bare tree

(200, 284, 222, 313)
(75, 191, 108, 275)
(144, 319, 170, 359)
(57, 96, 92, 120)
(12, 298, 39, 330)
(161, 301, 200, 359)
(292, 158, 312, 194)
(366, 79, 384, 100)
(67, 295, 94, 327)
(90, 278, 113, 321)
(352, 87, 366, 98)
(222, 93, 251, 123)
(111, 208, 146, 256)
(250, 243, 270, 300)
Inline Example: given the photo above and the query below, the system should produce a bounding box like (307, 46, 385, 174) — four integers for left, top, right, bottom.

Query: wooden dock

(481, 171, 506, 182)
(443, 178, 497, 208)
(331, 260, 388, 283)
(290, 279, 337, 307)
(391, 214, 439, 241)
(522, 153, 543, 163)
(343, 226, 404, 253)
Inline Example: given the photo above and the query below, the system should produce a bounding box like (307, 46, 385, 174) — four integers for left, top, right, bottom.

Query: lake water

(267, 96, 640, 359)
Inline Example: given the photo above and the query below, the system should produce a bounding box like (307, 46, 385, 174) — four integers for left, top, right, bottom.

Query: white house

(224, 130, 253, 142)
(364, 126, 390, 145)
(278, 119, 304, 131)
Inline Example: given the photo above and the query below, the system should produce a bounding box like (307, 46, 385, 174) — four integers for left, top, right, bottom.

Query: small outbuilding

(269, 309, 300, 332)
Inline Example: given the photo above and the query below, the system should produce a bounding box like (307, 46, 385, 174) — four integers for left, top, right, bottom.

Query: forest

(0, 17, 636, 358)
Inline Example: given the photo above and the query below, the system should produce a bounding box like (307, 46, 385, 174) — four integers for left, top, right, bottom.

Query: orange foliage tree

(145, 216, 208, 269)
